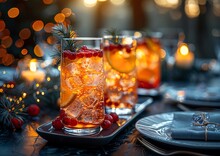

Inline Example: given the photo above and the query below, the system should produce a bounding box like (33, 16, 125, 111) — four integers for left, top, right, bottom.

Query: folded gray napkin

(171, 112, 220, 141)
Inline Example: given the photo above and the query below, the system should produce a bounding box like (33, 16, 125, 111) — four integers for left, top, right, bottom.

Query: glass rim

(103, 35, 137, 39)
(63, 37, 102, 40)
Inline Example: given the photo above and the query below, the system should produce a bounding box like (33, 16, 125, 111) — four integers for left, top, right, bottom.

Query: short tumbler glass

(60, 37, 105, 135)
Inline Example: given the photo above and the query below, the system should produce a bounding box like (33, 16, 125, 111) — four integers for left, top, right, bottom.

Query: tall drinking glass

(136, 35, 161, 90)
(103, 35, 137, 115)
(121, 31, 162, 96)
(60, 37, 105, 135)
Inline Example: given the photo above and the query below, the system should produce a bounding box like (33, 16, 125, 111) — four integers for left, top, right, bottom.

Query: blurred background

(0, 0, 220, 66)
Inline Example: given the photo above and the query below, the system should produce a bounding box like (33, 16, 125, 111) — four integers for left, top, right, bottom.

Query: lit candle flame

(180, 44, 189, 56)
(30, 59, 37, 72)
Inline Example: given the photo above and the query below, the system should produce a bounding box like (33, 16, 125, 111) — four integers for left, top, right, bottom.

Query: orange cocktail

(136, 37, 161, 89)
(103, 36, 137, 115)
(60, 38, 105, 135)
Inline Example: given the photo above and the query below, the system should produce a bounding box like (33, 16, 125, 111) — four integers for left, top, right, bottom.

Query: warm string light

(1, 61, 60, 105)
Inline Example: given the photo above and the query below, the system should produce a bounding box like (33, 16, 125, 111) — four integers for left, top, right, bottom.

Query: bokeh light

(0, 20, 5, 31)
(1, 36, 13, 48)
(160, 49, 166, 59)
(84, 0, 97, 7)
(185, 0, 200, 18)
(19, 28, 31, 40)
(32, 20, 44, 32)
(0, 29, 10, 39)
(213, 0, 220, 16)
(2, 53, 14, 66)
(54, 13, 65, 23)
(61, 8, 72, 17)
(15, 39, 24, 48)
(47, 36, 57, 44)
(44, 23, 54, 33)
(0, 48, 7, 57)
(154, 0, 181, 9)
(110, 0, 125, 6)
(21, 48, 28, 55)
(8, 7, 19, 18)
(34, 44, 44, 57)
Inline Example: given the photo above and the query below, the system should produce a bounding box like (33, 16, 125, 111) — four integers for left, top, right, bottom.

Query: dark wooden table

(0, 94, 189, 156)
(0, 66, 220, 156)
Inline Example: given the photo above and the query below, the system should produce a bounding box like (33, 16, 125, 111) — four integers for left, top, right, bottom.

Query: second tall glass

(103, 36, 137, 115)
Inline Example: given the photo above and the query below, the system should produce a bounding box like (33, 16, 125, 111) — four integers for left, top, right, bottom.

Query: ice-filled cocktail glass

(103, 36, 137, 115)
(60, 37, 105, 135)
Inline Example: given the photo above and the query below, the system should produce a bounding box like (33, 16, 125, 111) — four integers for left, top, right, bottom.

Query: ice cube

(80, 108, 104, 124)
(66, 63, 81, 74)
(64, 98, 83, 118)
(79, 109, 93, 123)
(65, 76, 83, 90)
(119, 72, 136, 88)
(82, 73, 104, 86)
(79, 94, 98, 108)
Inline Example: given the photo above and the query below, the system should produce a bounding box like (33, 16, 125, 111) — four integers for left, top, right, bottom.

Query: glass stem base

(105, 106, 134, 115)
(64, 126, 100, 136)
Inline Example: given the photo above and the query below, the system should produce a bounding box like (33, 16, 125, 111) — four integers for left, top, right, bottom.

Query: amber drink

(103, 36, 137, 115)
(136, 37, 161, 90)
(60, 37, 105, 135)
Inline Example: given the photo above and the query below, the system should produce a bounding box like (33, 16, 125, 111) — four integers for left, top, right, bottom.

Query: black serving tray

(36, 97, 153, 146)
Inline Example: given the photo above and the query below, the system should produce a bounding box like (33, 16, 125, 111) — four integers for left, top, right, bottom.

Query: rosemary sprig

(105, 28, 122, 44)
(51, 23, 78, 64)
(52, 23, 76, 40)
(0, 94, 26, 128)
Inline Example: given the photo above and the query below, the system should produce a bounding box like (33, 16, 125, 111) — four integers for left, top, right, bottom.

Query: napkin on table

(171, 112, 220, 141)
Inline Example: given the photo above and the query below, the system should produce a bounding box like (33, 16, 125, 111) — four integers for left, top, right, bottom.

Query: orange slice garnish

(106, 49, 136, 73)
(60, 90, 77, 108)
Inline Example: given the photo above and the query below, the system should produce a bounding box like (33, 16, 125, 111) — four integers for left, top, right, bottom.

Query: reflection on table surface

(0, 66, 220, 156)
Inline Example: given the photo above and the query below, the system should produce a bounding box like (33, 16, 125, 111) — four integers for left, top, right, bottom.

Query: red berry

(93, 51, 99, 57)
(101, 120, 112, 129)
(27, 104, 40, 117)
(98, 51, 103, 57)
(11, 118, 23, 129)
(62, 116, 77, 126)
(110, 112, 119, 122)
(76, 53, 84, 58)
(81, 45, 88, 50)
(52, 117, 64, 130)
(69, 53, 76, 60)
(109, 44, 116, 51)
(59, 109, 66, 119)
(85, 52, 93, 58)
(116, 44, 123, 50)
(104, 114, 114, 123)
(124, 45, 131, 53)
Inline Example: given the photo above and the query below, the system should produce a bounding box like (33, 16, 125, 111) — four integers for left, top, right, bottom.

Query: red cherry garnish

(98, 51, 103, 57)
(27, 104, 40, 117)
(93, 51, 99, 57)
(52, 117, 64, 130)
(81, 45, 88, 50)
(69, 53, 76, 60)
(59, 109, 66, 119)
(85, 52, 93, 58)
(101, 120, 112, 129)
(104, 114, 114, 123)
(62, 117, 77, 126)
(124, 45, 131, 53)
(109, 112, 119, 122)
(11, 118, 23, 129)
(76, 53, 84, 58)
